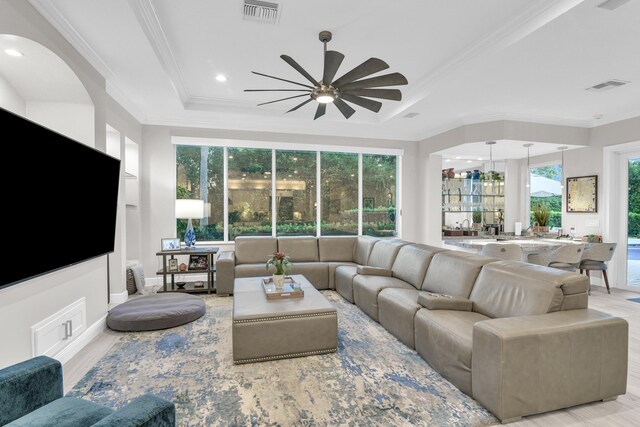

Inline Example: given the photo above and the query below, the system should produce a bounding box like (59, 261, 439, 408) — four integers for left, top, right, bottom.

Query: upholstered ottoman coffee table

(232, 275, 338, 364)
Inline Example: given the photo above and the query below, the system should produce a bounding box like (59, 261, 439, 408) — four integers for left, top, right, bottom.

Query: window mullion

(272, 149, 276, 237)
(223, 147, 229, 242)
(358, 153, 363, 236)
(316, 152, 321, 237)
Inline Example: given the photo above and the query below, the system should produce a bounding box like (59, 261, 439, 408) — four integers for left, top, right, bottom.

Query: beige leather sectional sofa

(216, 235, 628, 423)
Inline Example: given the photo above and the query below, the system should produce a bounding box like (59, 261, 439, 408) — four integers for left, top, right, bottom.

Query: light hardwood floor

(63, 286, 640, 426)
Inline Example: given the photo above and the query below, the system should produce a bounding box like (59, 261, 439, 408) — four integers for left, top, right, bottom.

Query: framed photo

(188, 254, 208, 271)
(363, 197, 375, 209)
(161, 238, 181, 251)
(168, 259, 178, 272)
(566, 175, 597, 213)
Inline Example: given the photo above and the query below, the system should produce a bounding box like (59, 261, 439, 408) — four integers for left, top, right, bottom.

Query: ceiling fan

(245, 30, 408, 120)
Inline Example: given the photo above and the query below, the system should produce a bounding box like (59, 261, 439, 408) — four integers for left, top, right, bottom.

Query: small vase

(184, 218, 196, 248)
(272, 274, 285, 291)
(473, 170, 480, 180)
(447, 168, 455, 178)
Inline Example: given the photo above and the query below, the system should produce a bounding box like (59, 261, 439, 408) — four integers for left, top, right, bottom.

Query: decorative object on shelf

(194, 281, 205, 289)
(567, 175, 597, 213)
(188, 254, 208, 271)
(532, 203, 550, 233)
(168, 259, 178, 272)
(161, 238, 180, 251)
(176, 282, 186, 289)
(446, 168, 455, 178)
(175, 199, 205, 248)
(179, 263, 187, 272)
(473, 169, 480, 179)
(266, 251, 292, 291)
(472, 209, 482, 230)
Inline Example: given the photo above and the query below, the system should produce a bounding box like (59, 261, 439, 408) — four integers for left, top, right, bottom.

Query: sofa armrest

(417, 292, 472, 311)
(0, 356, 63, 425)
(472, 309, 628, 423)
(216, 251, 236, 296)
(92, 394, 175, 427)
(356, 266, 392, 276)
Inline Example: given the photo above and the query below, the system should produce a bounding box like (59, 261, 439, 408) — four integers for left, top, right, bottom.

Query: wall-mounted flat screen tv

(0, 107, 120, 290)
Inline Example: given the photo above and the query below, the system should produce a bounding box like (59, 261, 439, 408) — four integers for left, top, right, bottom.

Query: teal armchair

(0, 356, 175, 427)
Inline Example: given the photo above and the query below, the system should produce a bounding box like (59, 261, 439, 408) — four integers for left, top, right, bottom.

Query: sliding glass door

(627, 157, 640, 287)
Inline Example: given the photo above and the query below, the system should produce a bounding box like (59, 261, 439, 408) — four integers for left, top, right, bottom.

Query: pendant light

(486, 141, 496, 184)
(558, 146, 568, 189)
(524, 143, 533, 188)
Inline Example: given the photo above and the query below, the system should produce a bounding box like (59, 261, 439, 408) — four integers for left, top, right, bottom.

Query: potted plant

(472, 209, 482, 230)
(266, 251, 292, 290)
(532, 204, 550, 233)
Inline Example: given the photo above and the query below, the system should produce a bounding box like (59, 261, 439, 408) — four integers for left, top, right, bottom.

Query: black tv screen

(0, 107, 120, 290)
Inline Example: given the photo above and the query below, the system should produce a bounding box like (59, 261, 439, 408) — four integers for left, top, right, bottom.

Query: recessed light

(445, 159, 451, 163)
(215, 74, 227, 82)
(455, 156, 461, 160)
(466, 160, 472, 163)
(4, 49, 23, 57)
(477, 157, 483, 161)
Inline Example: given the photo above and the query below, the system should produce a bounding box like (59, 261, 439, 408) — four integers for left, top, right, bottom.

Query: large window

(363, 154, 397, 237)
(176, 146, 224, 241)
(276, 151, 316, 235)
(228, 148, 272, 240)
(321, 152, 358, 235)
(529, 165, 562, 229)
(175, 144, 400, 242)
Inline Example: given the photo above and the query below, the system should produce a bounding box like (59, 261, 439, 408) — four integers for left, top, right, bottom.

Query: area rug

(68, 291, 496, 426)
(628, 297, 640, 303)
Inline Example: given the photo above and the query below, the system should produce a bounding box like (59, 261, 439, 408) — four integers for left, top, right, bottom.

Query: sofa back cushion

(277, 236, 319, 262)
(353, 236, 379, 265)
(469, 260, 589, 318)
(319, 236, 357, 262)
(235, 236, 277, 265)
(391, 244, 447, 289)
(422, 251, 497, 298)
(367, 239, 407, 269)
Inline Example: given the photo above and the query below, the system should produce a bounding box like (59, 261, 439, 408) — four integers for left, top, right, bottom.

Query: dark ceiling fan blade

(286, 98, 314, 113)
(281, 55, 319, 87)
(323, 50, 345, 85)
(331, 58, 389, 88)
(340, 94, 382, 113)
(314, 103, 327, 120)
(333, 98, 356, 119)
(341, 88, 402, 101)
(257, 94, 309, 106)
(339, 72, 408, 91)
(245, 89, 311, 92)
(251, 71, 315, 89)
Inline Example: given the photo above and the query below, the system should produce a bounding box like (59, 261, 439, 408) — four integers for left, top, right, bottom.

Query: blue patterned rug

(68, 291, 496, 426)
(629, 297, 640, 303)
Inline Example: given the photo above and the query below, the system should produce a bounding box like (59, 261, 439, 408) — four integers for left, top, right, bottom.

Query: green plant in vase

(532, 204, 550, 233)
(472, 209, 483, 230)
(266, 251, 292, 290)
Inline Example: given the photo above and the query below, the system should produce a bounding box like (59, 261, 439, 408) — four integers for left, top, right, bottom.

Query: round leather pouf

(107, 293, 206, 332)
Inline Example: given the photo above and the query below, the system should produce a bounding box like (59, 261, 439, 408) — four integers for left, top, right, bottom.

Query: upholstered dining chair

(579, 243, 617, 294)
(527, 244, 586, 271)
(479, 243, 523, 261)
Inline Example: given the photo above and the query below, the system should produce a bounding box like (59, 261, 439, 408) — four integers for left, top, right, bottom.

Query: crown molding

(382, 0, 586, 122)
(106, 80, 147, 123)
(128, 0, 190, 105)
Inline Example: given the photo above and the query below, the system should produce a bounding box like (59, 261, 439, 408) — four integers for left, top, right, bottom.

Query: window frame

(173, 137, 403, 243)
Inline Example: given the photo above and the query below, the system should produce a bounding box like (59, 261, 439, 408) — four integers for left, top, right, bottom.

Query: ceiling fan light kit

(245, 30, 408, 119)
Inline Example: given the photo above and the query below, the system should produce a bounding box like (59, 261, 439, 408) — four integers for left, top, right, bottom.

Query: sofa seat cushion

(414, 309, 490, 396)
(287, 262, 329, 290)
(352, 275, 415, 322)
(327, 262, 357, 290)
(422, 251, 498, 298)
(378, 288, 421, 348)
(277, 236, 319, 262)
(319, 236, 357, 262)
(7, 397, 113, 427)
(335, 265, 359, 303)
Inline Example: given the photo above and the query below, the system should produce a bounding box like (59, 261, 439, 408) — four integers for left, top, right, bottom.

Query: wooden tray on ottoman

(261, 277, 304, 300)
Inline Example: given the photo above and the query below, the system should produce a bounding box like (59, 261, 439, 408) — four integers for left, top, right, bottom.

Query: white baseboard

(109, 290, 129, 307)
(55, 315, 107, 366)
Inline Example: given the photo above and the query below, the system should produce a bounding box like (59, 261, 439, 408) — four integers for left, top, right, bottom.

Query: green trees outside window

(175, 145, 399, 241)
(529, 165, 562, 229)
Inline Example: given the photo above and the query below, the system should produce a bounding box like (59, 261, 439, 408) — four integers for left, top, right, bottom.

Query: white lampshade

(175, 199, 204, 219)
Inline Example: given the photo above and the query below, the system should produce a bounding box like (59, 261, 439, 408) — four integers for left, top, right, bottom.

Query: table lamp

(175, 199, 204, 248)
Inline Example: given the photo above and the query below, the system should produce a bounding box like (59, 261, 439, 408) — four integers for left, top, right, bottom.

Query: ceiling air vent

(403, 112, 420, 118)
(586, 79, 629, 92)
(243, 0, 280, 24)
(597, 0, 631, 11)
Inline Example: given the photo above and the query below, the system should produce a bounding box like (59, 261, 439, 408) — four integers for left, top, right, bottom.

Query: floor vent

(403, 112, 420, 118)
(597, 0, 631, 11)
(243, 0, 280, 24)
(586, 79, 629, 92)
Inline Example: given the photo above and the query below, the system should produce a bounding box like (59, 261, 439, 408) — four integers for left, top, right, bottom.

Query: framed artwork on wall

(566, 175, 597, 213)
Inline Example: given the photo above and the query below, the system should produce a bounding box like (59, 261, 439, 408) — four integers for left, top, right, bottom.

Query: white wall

(139, 125, 420, 276)
(0, 72, 25, 115)
(26, 101, 94, 146)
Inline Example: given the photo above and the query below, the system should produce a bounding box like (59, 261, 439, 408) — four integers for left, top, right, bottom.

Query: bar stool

(579, 243, 617, 294)
(479, 243, 523, 261)
(527, 244, 585, 271)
